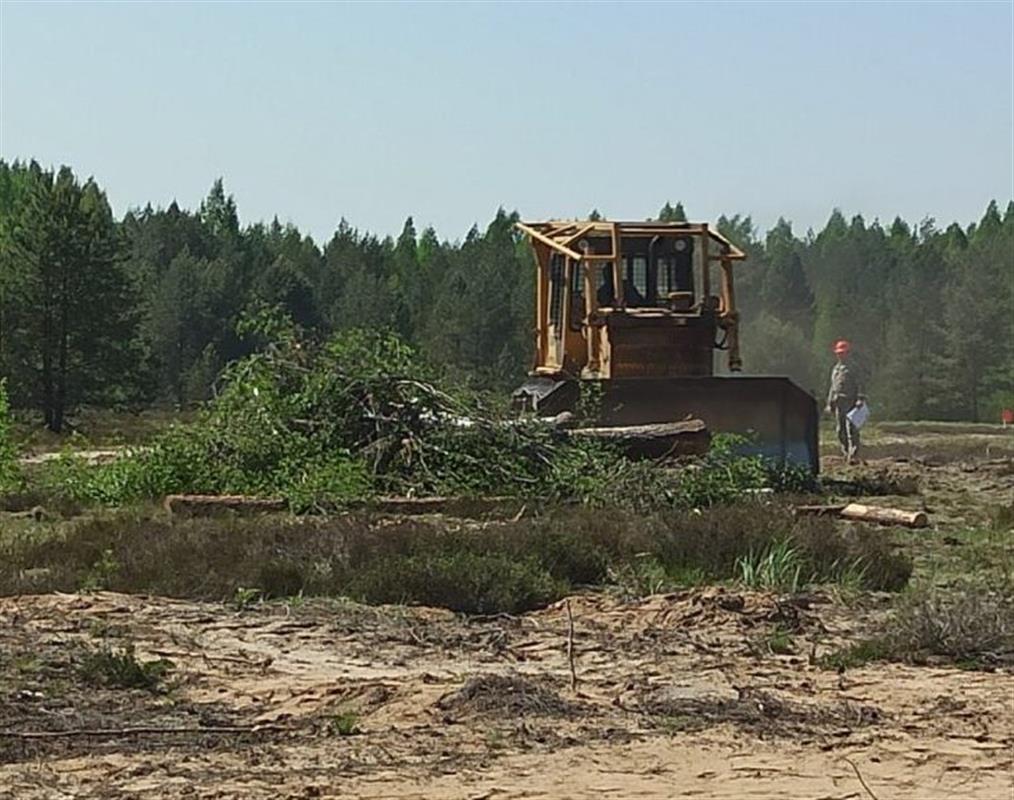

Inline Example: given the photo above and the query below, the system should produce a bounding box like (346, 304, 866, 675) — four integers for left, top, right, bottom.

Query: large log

(841, 503, 929, 528)
(566, 418, 710, 459)
(163, 494, 287, 517)
(795, 502, 929, 529)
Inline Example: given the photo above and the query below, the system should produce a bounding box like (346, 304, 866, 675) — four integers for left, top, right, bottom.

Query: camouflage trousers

(833, 399, 860, 461)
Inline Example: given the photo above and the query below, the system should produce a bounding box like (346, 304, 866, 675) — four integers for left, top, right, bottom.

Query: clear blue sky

(2, 1, 1011, 243)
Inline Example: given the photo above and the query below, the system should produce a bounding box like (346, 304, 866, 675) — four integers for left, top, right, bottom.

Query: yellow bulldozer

(513, 218, 820, 472)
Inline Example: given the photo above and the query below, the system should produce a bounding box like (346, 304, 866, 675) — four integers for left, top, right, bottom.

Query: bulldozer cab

(516, 220, 745, 380)
(515, 219, 820, 472)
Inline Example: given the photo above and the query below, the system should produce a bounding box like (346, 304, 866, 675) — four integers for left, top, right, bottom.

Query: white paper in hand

(847, 403, 870, 429)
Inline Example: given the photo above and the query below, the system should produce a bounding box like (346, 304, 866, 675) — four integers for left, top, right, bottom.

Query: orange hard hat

(833, 339, 851, 355)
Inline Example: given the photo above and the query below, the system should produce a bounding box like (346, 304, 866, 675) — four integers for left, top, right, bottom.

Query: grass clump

(326, 711, 361, 736)
(890, 586, 1014, 666)
(821, 584, 1014, 670)
(736, 540, 803, 593)
(78, 643, 174, 691)
(345, 550, 560, 615)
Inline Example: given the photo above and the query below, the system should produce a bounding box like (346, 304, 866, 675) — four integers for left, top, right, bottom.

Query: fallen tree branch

(565, 599, 577, 692)
(842, 756, 882, 800)
(0, 724, 291, 740)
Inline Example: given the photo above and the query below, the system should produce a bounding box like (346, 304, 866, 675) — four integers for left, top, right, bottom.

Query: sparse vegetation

(822, 584, 1014, 670)
(77, 643, 174, 691)
(0, 501, 912, 613)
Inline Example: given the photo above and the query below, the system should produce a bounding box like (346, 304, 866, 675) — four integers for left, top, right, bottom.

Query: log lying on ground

(163, 494, 287, 517)
(162, 494, 521, 518)
(795, 502, 929, 528)
(566, 418, 710, 459)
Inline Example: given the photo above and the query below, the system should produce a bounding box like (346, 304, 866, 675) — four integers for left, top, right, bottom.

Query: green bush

(78, 643, 173, 691)
(344, 550, 560, 615)
(0, 380, 21, 493)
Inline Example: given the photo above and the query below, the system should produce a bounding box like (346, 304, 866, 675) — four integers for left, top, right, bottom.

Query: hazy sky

(2, 1, 1012, 243)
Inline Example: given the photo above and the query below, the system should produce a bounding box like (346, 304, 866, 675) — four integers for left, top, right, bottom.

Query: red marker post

(1002, 408, 1014, 428)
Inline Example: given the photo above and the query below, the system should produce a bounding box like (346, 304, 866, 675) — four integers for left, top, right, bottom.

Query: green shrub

(344, 551, 560, 615)
(78, 643, 173, 691)
(0, 380, 21, 493)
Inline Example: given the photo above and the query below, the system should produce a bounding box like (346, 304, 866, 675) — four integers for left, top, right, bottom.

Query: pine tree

(5, 164, 138, 430)
(657, 202, 687, 222)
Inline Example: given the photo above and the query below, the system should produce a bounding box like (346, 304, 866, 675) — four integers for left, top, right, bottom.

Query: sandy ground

(1, 585, 1011, 800)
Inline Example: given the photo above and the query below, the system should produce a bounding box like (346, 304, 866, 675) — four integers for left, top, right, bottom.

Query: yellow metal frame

(517, 219, 744, 379)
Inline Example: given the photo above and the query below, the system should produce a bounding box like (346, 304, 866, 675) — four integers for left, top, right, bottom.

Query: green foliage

(81, 547, 120, 591)
(78, 643, 174, 691)
(670, 434, 770, 508)
(231, 586, 263, 611)
(326, 712, 361, 736)
(818, 638, 893, 670)
(52, 329, 797, 511)
(0, 380, 20, 492)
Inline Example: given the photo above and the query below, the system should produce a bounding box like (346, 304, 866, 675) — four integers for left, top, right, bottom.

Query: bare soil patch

(0, 588, 1010, 800)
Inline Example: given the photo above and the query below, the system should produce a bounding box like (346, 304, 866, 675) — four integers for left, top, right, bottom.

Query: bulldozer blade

(597, 377, 820, 473)
(515, 375, 819, 473)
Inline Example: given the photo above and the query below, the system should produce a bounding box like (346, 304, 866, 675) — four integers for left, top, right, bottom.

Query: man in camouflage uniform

(826, 339, 865, 463)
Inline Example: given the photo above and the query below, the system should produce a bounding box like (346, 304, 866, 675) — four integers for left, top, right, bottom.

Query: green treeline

(1, 159, 1011, 431)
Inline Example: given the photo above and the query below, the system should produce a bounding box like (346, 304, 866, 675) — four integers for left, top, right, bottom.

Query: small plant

(485, 728, 507, 750)
(656, 713, 697, 734)
(78, 643, 173, 691)
(607, 556, 671, 599)
(818, 638, 893, 670)
(326, 711, 361, 736)
(736, 539, 803, 593)
(80, 548, 120, 592)
(231, 586, 263, 611)
(766, 625, 796, 655)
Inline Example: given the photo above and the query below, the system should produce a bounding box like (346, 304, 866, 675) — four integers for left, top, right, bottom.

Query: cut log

(359, 496, 516, 517)
(841, 503, 929, 528)
(163, 494, 287, 518)
(795, 502, 929, 528)
(566, 419, 710, 459)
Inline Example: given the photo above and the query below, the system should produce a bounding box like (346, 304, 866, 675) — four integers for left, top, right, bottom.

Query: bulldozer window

(549, 254, 565, 334)
(597, 262, 615, 307)
(570, 261, 584, 330)
(624, 257, 649, 307)
(655, 255, 694, 298)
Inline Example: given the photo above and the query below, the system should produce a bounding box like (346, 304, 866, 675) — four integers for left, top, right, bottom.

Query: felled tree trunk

(163, 494, 287, 517)
(565, 418, 710, 459)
